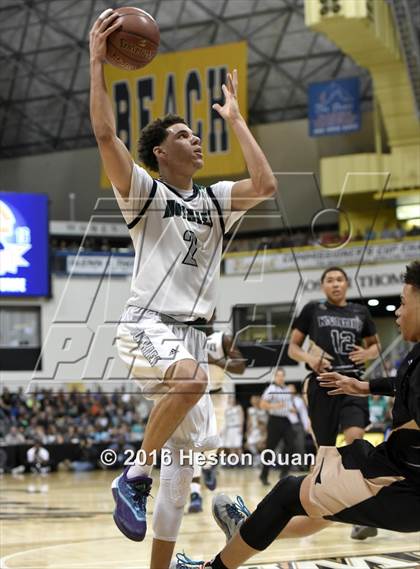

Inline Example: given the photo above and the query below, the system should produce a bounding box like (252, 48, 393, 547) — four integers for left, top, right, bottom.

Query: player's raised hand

(349, 344, 370, 365)
(212, 69, 241, 122)
(317, 372, 369, 396)
(89, 9, 121, 63)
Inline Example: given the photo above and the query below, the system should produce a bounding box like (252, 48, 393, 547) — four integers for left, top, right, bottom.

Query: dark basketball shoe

(351, 525, 378, 540)
(188, 492, 203, 513)
(202, 465, 217, 491)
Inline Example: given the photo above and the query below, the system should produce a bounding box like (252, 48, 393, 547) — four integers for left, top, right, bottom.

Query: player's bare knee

(171, 366, 208, 407)
(174, 377, 206, 407)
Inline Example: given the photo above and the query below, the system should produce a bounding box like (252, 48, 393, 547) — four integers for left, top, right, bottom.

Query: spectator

(407, 224, 420, 237)
(108, 436, 136, 469)
(4, 426, 25, 445)
(380, 224, 394, 239)
(70, 438, 98, 472)
(364, 226, 377, 241)
(27, 440, 51, 474)
(394, 222, 405, 240)
(368, 395, 391, 432)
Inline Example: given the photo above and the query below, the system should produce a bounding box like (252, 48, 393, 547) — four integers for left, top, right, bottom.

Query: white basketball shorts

(116, 305, 219, 451)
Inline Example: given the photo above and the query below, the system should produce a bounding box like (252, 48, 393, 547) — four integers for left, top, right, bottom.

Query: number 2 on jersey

(182, 230, 198, 267)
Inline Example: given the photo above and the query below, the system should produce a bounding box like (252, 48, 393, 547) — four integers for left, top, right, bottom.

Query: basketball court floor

(1, 468, 419, 569)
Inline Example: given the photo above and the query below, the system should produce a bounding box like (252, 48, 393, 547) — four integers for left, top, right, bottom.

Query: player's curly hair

(138, 114, 187, 172)
(403, 261, 420, 291)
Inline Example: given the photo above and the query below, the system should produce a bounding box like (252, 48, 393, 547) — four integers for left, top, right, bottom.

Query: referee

(259, 368, 296, 486)
(288, 266, 381, 539)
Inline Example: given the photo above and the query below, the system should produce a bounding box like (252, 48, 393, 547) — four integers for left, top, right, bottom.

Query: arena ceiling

(0, 0, 419, 159)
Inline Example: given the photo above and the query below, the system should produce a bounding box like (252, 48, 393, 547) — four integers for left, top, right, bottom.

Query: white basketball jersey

(206, 331, 225, 360)
(113, 165, 245, 321)
(247, 407, 267, 430)
(207, 330, 226, 391)
(247, 407, 259, 431)
(225, 405, 243, 428)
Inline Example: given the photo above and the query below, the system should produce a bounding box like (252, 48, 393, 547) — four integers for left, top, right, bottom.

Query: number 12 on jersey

(331, 329, 356, 356)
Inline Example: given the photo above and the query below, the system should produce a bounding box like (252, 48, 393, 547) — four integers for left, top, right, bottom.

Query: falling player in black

(174, 261, 420, 569)
(288, 266, 381, 540)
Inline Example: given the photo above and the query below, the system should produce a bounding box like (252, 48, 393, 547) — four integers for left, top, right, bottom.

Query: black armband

(369, 377, 395, 396)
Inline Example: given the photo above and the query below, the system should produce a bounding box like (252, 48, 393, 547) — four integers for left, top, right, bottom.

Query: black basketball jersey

(294, 300, 377, 375)
(371, 343, 420, 482)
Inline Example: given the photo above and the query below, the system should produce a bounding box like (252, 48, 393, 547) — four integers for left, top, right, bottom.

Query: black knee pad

(240, 476, 306, 551)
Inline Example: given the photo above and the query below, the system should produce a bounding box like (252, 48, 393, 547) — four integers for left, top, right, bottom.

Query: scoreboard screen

(0, 192, 50, 297)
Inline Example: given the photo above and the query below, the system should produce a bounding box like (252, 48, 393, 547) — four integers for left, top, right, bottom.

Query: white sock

(190, 482, 201, 495)
(127, 464, 152, 479)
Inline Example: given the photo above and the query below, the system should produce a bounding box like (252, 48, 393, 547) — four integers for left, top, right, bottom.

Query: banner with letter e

(101, 41, 247, 186)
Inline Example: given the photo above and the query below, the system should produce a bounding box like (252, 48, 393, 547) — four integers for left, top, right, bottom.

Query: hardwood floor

(1, 468, 419, 568)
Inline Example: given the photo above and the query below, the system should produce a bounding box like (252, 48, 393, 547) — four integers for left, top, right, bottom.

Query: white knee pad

(152, 447, 194, 542)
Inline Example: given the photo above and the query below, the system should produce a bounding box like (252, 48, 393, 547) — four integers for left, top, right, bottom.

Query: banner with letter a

(101, 41, 247, 187)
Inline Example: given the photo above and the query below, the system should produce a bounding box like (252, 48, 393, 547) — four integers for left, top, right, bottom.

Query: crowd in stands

(226, 222, 420, 254)
(0, 387, 151, 448)
(0, 380, 393, 475)
(51, 237, 133, 254)
(50, 221, 420, 260)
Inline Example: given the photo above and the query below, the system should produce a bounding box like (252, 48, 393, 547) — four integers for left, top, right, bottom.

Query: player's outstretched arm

(213, 69, 277, 211)
(317, 372, 370, 396)
(89, 9, 133, 198)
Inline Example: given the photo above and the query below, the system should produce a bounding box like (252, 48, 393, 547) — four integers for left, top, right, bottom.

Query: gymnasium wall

(246, 111, 380, 231)
(0, 112, 378, 229)
(1, 259, 404, 386)
(0, 147, 102, 222)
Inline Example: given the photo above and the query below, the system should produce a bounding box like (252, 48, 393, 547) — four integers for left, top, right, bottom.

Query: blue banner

(0, 192, 50, 297)
(308, 77, 361, 136)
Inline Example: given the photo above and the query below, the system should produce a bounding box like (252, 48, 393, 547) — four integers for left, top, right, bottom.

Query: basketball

(106, 7, 160, 71)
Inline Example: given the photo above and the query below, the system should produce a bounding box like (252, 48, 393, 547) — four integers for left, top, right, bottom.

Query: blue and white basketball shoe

(173, 552, 208, 569)
(212, 494, 251, 542)
(111, 467, 152, 541)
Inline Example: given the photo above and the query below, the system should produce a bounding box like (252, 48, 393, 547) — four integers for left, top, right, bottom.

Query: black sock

(208, 553, 228, 569)
(239, 476, 306, 551)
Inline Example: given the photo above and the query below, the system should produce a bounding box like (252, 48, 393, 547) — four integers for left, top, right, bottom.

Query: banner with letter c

(101, 41, 247, 187)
